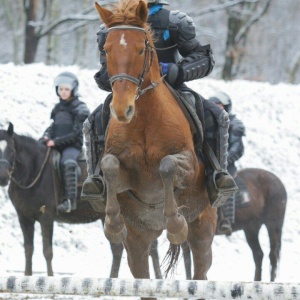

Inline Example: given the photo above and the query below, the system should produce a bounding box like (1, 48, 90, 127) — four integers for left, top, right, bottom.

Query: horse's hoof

(167, 220, 188, 245)
(104, 224, 127, 244)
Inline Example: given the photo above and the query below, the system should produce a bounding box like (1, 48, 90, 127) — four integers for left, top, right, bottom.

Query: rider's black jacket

(42, 97, 90, 151)
(94, 7, 215, 91)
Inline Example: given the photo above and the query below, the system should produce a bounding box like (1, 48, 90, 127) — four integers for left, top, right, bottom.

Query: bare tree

(22, 0, 115, 64)
(220, 0, 272, 80)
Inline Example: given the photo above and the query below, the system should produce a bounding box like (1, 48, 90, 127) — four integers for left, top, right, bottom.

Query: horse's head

(0, 123, 16, 186)
(95, 0, 159, 123)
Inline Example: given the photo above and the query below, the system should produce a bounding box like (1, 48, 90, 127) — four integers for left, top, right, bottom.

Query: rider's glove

(160, 62, 184, 88)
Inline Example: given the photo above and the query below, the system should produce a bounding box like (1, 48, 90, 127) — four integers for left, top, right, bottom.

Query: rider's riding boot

(218, 196, 235, 236)
(80, 116, 106, 203)
(204, 107, 238, 208)
(58, 159, 78, 213)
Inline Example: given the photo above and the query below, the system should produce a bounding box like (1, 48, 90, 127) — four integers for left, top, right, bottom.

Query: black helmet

(147, 0, 170, 5)
(209, 92, 232, 113)
(54, 71, 79, 97)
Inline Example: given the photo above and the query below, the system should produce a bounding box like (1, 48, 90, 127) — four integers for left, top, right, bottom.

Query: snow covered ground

(0, 63, 299, 299)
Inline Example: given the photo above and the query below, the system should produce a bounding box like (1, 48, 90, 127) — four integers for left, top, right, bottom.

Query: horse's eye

(139, 49, 144, 55)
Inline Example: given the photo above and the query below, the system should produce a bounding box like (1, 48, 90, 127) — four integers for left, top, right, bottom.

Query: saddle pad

(234, 176, 252, 208)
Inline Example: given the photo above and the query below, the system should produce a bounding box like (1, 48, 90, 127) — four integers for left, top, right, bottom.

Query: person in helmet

(41, 72, 90, 213)
(80, 0, 238, 210)
(209, 92, 246, 235)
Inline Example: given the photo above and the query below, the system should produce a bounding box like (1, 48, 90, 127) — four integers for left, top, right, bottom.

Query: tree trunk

(23, 0, 39, 64)
(222, 16, 243, 80)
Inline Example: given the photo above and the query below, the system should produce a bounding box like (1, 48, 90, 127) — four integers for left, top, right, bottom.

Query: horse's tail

(161, 243, 181, 278)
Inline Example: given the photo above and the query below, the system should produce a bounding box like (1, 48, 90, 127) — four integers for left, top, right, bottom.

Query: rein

(107, 25, 159, 100)
(10, 147, 51, 190)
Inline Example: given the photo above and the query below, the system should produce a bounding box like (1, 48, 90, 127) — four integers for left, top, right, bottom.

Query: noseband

(107, 25, 159, 100)
(0, 144, 16, 176)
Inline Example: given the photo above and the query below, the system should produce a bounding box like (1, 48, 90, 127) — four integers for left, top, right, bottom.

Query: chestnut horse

(94, 0, 216, 287)
(181, 168, 287, 282)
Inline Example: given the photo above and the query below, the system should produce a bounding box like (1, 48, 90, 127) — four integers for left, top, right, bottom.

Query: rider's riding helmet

(147, 0, 170, 6)
(209, 92, 232, 113)
(54, 71, 79, 97)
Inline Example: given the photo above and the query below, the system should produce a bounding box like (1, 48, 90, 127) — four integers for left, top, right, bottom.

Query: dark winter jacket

(42, 97, 90, 151)
(94, 6, 214, 91)
(227, 114, 245, 176)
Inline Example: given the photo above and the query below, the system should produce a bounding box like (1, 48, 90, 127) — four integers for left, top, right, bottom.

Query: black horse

(0, 123, 161, 278)
(181, 168, 287, 282)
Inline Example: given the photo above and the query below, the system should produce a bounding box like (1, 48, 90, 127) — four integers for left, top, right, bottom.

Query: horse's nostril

(126, 105, 134, 118)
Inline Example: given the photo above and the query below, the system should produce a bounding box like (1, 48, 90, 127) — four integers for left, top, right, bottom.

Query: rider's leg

(58, 147, 80, 213)
(81, 93, 112, 204)
(178, 89, 237, 208)
(218, 164, 237, 234)
(202, 100, 238, 208)
(218, 196, 235, 235)
(80, 107, 105, 201)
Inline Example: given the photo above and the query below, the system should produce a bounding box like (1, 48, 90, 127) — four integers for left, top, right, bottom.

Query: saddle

(164, 82, 205, 157)
(51, 149, 87, 188)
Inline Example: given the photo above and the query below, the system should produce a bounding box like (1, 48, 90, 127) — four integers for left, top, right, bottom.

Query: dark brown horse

(94, 0, 216, 290)
(181, 168, 287, 282)
(0, 123, 161, 278)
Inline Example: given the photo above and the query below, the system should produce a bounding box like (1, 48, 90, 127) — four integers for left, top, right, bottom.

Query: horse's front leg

(18, 214, 35, 276)
(159, 150, 195, 245)
(101, 154, 129, 244)
(188, 205, 217, 280)
(125, 223, 162, 300)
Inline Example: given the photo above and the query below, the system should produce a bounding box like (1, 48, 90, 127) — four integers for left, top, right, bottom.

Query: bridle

(107, 25, 159, 100)
(0, 140, 16, 178)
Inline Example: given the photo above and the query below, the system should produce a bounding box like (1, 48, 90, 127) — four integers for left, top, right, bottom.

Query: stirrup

(206, 171, 238, 208)
(80, 175, 106, 212)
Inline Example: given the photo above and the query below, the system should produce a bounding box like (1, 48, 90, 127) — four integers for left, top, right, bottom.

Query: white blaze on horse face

(119, 33, 127, 47)
(0, 141, 7, 154)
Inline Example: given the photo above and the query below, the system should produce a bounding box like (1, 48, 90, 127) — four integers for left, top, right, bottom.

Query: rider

(209, 92, 246, 234)
(80, 0, 238, 209)
(41, 72, 90, 213)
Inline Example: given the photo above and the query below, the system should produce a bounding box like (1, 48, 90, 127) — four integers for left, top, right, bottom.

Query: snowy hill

(0, 63, 299, 299)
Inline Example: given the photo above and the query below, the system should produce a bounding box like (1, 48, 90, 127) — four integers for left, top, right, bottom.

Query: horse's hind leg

(187, 205, 216, 280)
(18, 215, 35, 276)
(265, 221, 283, 281)
(243, 225, 263, 281)
(150, 239, 162, 279)
(109, 242, 123, 278)
(40, 214, 54, 276)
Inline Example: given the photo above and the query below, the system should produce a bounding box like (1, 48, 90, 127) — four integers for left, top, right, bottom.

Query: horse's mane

(107, 0, 151, 32)
(15, 134, 45, 152)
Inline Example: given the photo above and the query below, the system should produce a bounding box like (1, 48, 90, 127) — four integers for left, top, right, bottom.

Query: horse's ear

(94, 2, 113, 24)
(136, 0, 148, 23)
(7, 122, 14, 136)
